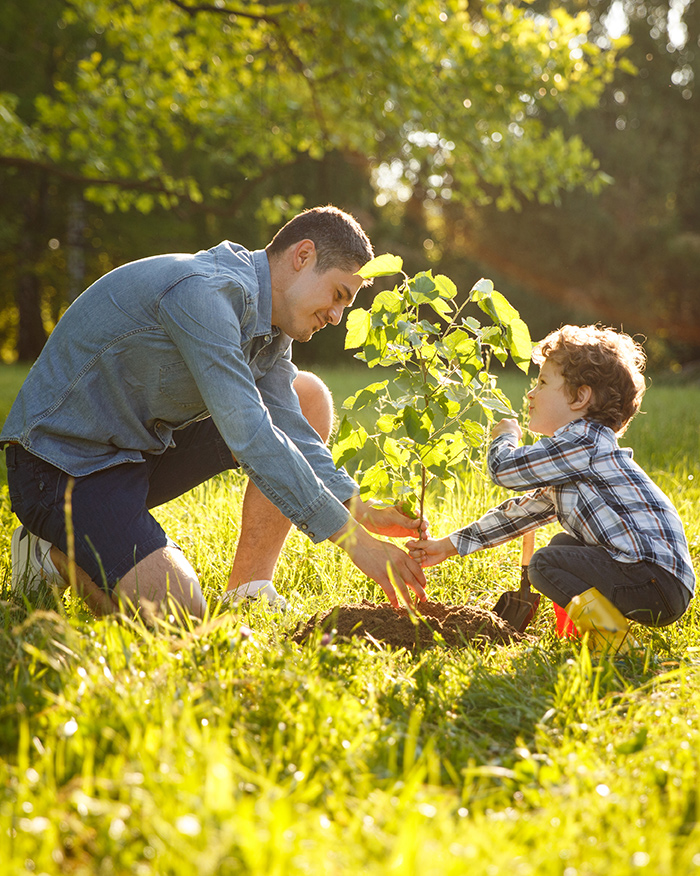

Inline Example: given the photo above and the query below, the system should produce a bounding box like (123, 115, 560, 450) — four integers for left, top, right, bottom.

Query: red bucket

(553, 602, 579, 638)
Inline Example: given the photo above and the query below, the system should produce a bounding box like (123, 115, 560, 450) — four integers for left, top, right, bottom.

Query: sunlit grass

(0, 365, 698, 874)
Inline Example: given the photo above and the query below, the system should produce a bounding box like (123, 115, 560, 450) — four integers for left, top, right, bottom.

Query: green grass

(1, 364, 699, 874)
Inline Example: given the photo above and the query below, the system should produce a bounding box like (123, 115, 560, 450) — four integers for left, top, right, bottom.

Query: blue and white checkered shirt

(450, 419, 696, 595)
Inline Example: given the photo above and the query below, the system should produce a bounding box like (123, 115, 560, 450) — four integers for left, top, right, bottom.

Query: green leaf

(407, 272, 439, 305)
(363, 343, 385, 366)
(396, 319, 424, 347)
(471, 278, 494, 297)
(396, 492, 419, 519)
(371, 288, 404, 314)
(437, 394, 462, 419)
(477, 392, 514, 417)
(381, 436, 410, 469)
(463, 316, 482, 333)
(359, 463, 390, 499)
(356, 253, 403, 279)
(489, 290, 520, 324)
(343, 381, 388, 411)
(434, 274, 458, 300)
(443, 330, 479, 361)
(376, 414, 396, 433)
(421, 441, 450, 471)
(331, 417, 369, 468)
(461, 419, 486, 447)
(507, 317, 532, 373)
(345, 308, 371, 350)
(473, 282, 520, 328)
(403, 407, 430, 444)
(427, 297, 453, 318)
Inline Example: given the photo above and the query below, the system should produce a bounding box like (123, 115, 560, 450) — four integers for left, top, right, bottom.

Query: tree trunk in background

(66, 192, 86, 303)
(16, 174, 48, 361)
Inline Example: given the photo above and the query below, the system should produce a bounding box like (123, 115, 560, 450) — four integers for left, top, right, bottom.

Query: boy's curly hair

(532, 325, 647, 435)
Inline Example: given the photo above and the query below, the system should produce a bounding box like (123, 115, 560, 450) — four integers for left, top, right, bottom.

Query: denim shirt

(0, 242, 356, 542)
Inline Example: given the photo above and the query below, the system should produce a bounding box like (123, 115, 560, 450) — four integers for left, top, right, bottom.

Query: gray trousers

(527, 533, 691, 627)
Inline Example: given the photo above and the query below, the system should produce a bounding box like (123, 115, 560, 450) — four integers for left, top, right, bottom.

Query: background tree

(0, 0, 618, 360)
(432, 0, 700, 366)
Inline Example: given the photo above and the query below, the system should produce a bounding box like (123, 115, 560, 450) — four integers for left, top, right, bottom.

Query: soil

(292, 599, 523, 651)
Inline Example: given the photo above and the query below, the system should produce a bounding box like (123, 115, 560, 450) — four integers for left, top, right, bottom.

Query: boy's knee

(526, 548, 550, 590)
(293, 370, 334, 443)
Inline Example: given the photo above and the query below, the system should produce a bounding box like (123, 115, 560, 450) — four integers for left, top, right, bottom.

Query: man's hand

(407, 536, 458, 569)
(329, 520, 427, 609)
(345, 495, 429, 540)
(491, 417, 522, 442)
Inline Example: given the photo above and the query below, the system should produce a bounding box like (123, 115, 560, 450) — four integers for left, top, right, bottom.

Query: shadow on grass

(343, 631, 672, 799)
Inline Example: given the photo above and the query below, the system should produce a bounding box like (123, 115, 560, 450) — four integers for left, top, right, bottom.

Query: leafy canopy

(1, 0, 621, 213)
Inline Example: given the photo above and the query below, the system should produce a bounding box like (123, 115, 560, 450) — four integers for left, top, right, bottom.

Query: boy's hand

(491, 417, 522, 441)
(345, 495, 429, 539)
(406, 536, 458, 568)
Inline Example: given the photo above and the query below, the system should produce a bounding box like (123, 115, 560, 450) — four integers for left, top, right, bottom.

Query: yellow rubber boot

(565, 588, 638, 656)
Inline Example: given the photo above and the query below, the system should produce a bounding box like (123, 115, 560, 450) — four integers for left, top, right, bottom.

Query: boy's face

(527, 359, 585, 436)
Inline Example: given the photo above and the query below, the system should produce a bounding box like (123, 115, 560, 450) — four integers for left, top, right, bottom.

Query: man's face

(277, 258, 364, 343)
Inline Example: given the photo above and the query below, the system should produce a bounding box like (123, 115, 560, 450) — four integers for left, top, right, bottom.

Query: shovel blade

(492, 590, 541, 633)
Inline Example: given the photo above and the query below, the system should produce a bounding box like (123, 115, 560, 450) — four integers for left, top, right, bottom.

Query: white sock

(233, 579, 274, 598)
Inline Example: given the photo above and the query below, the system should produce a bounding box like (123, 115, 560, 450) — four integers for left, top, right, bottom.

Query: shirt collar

(251, 249, 277, 339)
(555, 418, 628, 449)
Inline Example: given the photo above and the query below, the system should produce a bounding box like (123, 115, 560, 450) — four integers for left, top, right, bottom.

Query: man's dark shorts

(5, 418, 235, 593)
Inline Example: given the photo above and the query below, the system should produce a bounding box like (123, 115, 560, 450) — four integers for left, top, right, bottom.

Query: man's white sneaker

(10, 526, 67, 595)
(221, 580, 288, 613)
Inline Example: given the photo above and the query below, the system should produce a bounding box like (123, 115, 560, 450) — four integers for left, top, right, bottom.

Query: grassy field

(1, 364, 699, 874)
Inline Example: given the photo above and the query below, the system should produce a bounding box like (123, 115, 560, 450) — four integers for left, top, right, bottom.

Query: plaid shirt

(450, 419, 696, 594)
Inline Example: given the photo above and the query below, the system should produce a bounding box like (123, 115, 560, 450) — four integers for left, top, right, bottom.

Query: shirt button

(300, 523, 308, 530)
(264, 334, 272, 343)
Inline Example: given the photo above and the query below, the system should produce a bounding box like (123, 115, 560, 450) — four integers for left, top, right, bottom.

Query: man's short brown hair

(266, 205, 374, 274)
(533, 325, 647, 435)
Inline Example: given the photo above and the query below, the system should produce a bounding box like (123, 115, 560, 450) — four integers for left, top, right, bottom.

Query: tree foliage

(0, 0, 621, 358)
(438, 0, 700, 363)
(2, 0, 618, 210)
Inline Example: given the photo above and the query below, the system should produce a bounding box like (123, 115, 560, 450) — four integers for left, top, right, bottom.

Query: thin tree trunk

(66, 192, 86, 304)
(16, 173, 49, 361)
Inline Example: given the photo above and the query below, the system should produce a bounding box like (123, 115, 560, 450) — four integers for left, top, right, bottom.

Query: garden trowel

(492, 530, 539, 633)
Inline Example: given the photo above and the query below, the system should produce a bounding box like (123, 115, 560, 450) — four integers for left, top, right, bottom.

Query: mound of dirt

(292, 599, 523, 651)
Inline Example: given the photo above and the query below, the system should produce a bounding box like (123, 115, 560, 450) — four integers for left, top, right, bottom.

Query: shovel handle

(521, 530, 536, 567)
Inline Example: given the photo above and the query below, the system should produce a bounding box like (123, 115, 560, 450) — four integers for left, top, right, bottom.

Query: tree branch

(0, 150, 312, 218)
(0, 154, 182, 196)
(167, 0, 281, 22)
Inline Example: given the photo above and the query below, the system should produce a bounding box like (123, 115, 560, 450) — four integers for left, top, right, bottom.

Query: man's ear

(572, 384, 593, 411)
(291, 238, 316, 271)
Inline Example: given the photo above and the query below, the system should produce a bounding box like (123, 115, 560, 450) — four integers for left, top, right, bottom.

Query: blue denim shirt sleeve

(156, 277, 352, 542)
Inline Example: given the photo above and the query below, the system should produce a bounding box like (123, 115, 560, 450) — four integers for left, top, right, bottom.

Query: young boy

(408, 325, 696, 653)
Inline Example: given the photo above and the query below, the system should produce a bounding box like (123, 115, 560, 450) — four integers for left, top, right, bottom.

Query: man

(2, 206, 427, 620)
